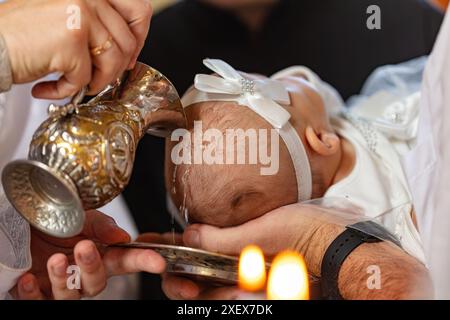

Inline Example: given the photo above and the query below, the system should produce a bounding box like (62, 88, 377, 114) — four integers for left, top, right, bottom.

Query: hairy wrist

(338, 241, 434, 299)
(297, 221, 344, 277)
(293, 217, 433, 300)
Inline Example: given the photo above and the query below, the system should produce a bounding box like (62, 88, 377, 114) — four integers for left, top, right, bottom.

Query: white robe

(403, 11, 450, 299)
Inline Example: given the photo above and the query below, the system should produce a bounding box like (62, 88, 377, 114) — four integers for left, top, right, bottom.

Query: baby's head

(165, 65, 342, 227)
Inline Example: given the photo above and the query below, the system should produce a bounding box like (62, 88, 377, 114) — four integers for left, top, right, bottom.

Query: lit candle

(267, 251, 309, 300)
(238, 245, 267, 292)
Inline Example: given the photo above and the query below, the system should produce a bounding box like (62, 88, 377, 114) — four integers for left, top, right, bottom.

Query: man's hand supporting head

(164, 203, 433, 300)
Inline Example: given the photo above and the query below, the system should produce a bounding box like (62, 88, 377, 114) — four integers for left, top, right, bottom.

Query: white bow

(194, 59, 291, 129)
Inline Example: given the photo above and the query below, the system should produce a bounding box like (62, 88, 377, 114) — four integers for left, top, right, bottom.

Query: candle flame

(267, 251, 309, 300)
(238, 245, 267, 292)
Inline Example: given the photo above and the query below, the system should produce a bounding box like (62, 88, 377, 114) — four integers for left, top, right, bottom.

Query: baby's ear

(305, 126, 340, 156)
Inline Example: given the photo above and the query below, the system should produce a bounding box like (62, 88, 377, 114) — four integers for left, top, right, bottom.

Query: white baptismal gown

(272, 55, 427, 264)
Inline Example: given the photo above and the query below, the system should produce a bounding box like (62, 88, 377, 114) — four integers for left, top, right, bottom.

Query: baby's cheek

(187, 205, 232, 227)
(188, 195, 296, 228)
(188, 204, 257, 228)
(225, 200, 279, 227)
(233, 195, 297, 226)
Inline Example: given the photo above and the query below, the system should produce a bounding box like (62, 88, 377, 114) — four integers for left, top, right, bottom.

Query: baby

(165, 59, 424, 262)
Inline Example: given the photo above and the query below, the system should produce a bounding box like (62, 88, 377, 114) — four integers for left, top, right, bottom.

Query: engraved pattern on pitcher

(8, 167, 82, 234)
(29, 103, 141, 209)
(1, 62, 186, 238)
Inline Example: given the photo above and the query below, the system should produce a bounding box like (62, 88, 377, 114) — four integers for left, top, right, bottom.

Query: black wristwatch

(320, 220, 402, 300)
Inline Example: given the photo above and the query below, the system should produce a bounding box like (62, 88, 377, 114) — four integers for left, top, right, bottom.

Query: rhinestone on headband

(240, 78, 255, 95)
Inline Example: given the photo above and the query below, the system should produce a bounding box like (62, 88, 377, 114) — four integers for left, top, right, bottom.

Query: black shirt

(124, 0, 442, 298)
(141, 0, 442, 98)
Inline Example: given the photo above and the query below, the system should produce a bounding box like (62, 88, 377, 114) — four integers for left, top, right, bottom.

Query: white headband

(181, 59, 312, 202)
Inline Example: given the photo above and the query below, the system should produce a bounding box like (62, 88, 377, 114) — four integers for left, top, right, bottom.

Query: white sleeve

(0, 34, 13, 93)
(402, 12, 450, 299)
(0, 190, 31, 300)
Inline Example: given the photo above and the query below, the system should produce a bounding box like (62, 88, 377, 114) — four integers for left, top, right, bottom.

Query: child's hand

(161, 274, 241, 300)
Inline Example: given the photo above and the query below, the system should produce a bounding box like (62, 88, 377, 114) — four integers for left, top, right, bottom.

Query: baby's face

(165, 76, 327, 227)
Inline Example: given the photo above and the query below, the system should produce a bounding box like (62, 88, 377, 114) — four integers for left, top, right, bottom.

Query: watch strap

(321, 227, 380, 300)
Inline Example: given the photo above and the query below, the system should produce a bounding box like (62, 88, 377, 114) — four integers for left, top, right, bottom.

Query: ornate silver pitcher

(1, 62, 186, 237)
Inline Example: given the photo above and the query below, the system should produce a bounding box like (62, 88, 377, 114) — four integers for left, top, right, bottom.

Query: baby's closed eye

(230, 190, 264, 209)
